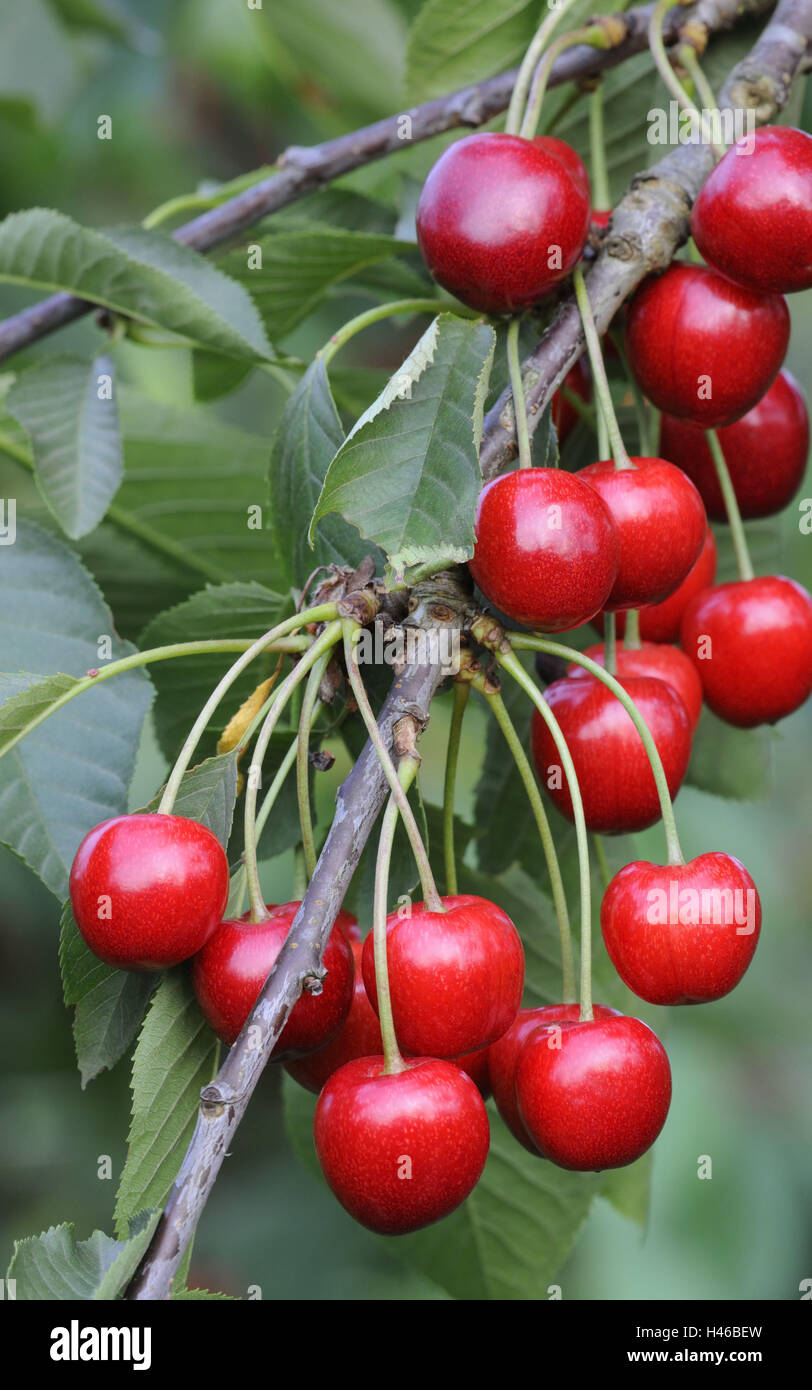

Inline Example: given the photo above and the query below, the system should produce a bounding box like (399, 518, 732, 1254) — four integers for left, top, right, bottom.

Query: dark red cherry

(313, 1056, 490, 1234)
(530, 674, 693, 834)
(567, 640, 703, 728)
(488, 1003, 619, 1152)
(361, 894, 524, 1058)
(625, 263, 790, 426)
(469, 468, 620, 631)
(601, 853, 761, 1005)
(551, 357, 591, 446)
(515, 1014, 672, 1170)
(284, 940, 381, 1093)
(680, 576, 812, 727)
(659, 370, 809, 521)
(69, 813, 229, 971)
(691, 126, 812, 294)
(577, 457, 707, 610)
(533, 135, 591, 201)
(600, 526, 718, 644)
(416, 132, 591, 314)
(192, 903, 356, 1055)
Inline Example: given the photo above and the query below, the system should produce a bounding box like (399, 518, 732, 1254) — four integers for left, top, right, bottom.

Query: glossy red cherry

(469, 468, 620, 631)
(488, 1003, 619, 1152)
(601, 853, 761, 1006)
(515, 1013, 672, 1170)
(362, 894, 524, 1058)
(314, 1056, 490, 1234)
(691, 126, 812, 294)
(591, 209, 612, 230)
(284, 940, 381, 1093)
(600, 526, 717, 644)
(577, 456, 706, 609)
(551, 357, 591, 446)
(69, 813, 229, 971)
(680, 576, 812, 727)
(567, 641, 703, 728)
(659, 370, 809, 521)
(625, 263, 790, 426)
(416, 132, 590, 314)
(192, 903, 356, 1055)
(530, 674, 692, 833)
(533, 135, 591, 201)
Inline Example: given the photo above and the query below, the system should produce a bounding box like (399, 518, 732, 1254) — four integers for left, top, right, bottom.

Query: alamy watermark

(354, 625, 461, 676)
(648, 102, 756, 152)
(646, 881, 757, 935)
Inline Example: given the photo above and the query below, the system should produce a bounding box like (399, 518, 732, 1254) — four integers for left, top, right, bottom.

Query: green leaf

(0, 210, 272, 361)
(601, 1152, 653, 1229)
(93, 1211, 162, 1301)
(6, 354, 122, 539)
(266, 0, 407, 120)
(173, 1287, 237, 1300)
(405, 0, 539, 101)
(59, 902, 155, 1087)
(270, 358, 383, 587)
(685, 708, 775, 801)
(8, 1225, 120, 1300)
(0, 671, 79, 757)
(311, 314, 496, 583)
(143, 752, 239, 849)
(0, 520, 152, 900)
(114, 971, 218, 1238)
(139, 581, 287, 759)
(219, 226, 417, 342)
(273, 188, 396, 235)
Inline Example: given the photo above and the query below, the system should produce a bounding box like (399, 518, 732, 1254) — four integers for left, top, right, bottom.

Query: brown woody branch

(0, 0, 771, 364)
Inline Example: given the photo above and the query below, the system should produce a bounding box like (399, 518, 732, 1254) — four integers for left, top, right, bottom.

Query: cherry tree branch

(479, 0, 812, 479)
(0, 0, 771, 363)
(125, 579, 470, 1301)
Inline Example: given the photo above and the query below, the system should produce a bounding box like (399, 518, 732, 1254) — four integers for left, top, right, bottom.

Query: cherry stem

(296, 652, 331, 880)
(375, 763, 420, 1076)
(589, 81, 611, 212)
(592, 833, 612, 891)
(603, 611, 618, 676)
(481, 681, 576, 1004)
(510, 633, 686, 867)
(243, 622, 343, 922)
(572, 265, 633, 470)
(677, 44, 725, 158)
(229, 729, 305, 918)
(342, 619, 444, 913)
(648, 0, 726, 160)
(624, 608, 642, 649)
(496, 647, 594, 1022)
(442, 680, 469, 896)
(507, 316, 533, 470)
(519, 28, 610, 141)
(157, 604, 339, 816)
(504, 0, 583, 137)
(705, 429, 754, 582)
(319, 298, 477, 367)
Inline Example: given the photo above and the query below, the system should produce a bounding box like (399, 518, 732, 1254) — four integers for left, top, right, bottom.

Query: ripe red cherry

(416, 132, 590, 314)
(314, 1056, 490, 1234)
(530, 674, 692, 834)
(192, 903, 355, 1055)
(591, 208, 611, 230)
(691, 126, 812, 295)
(361, 894, 524, 1058)
(552, 357, 591, 446)
(659, 370, 809, 521)
(600, 526, 717, 644)
(601, 853, 761, 1006)
(680, 576, 812, 728)
(69, 813, 229, 971)
(284, 940, 381, 1093)
(577, 457, 706, 609)
(567, 641, 703, 728)
(469, 469, 619, 631)
(625, 263, 790, 426)
(515, 1013, 671, 1170)
(488, 1003, 619, 1152)
(533, 135, 590, 201)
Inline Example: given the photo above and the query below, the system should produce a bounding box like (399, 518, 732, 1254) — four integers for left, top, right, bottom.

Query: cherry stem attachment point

(510, 632, 686, 868)
(443, 681, 469, 896)
(507, 316, 533, 470)
(572, 265, 633, 470)
(705, 429, 754, 582)
(342, 619, 444, 912)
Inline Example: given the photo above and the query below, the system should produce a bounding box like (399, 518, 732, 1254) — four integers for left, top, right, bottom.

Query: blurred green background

(1, 0, 810, 1300)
